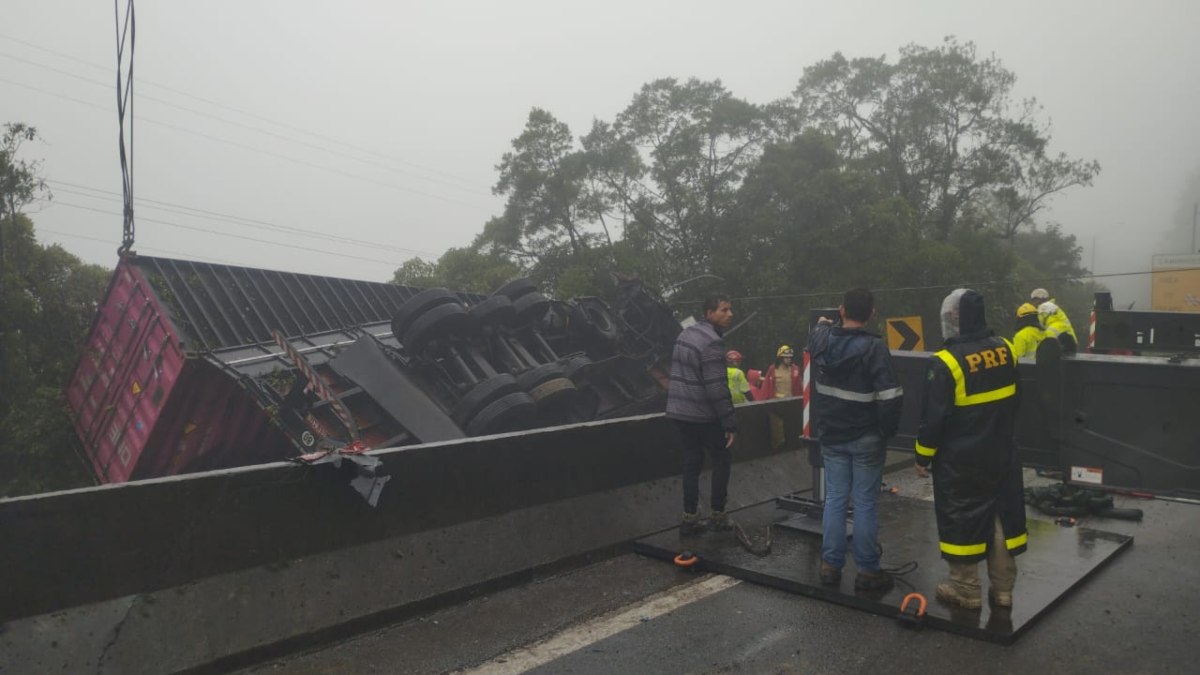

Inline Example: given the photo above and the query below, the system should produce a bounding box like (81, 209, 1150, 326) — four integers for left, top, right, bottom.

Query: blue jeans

(821, 433, 886, 572)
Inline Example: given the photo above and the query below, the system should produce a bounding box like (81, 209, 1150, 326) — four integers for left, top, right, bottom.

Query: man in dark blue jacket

(666, 294, 737, 535)
(809, 288, 903, 591)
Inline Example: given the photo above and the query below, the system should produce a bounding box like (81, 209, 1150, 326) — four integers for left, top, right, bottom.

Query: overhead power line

(36, 227, 243, 267)
(51, 200, 410, 269)
(47, 179, 438, 257)
(0, 50, 492, 198)
(0, 34, 490, 191)
(0, 73, 495, 211)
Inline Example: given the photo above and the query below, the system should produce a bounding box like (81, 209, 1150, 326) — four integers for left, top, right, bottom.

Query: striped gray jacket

(665, 319, 736, 431)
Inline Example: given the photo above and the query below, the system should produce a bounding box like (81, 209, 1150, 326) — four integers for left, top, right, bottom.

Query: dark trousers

(675, 420, 731, 514)
(1058, 333, 1078, 354)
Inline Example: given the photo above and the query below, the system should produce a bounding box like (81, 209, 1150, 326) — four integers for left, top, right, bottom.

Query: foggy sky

(4, 0, 1199, 307)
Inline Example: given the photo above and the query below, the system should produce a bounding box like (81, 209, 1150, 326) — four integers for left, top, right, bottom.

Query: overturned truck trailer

(66, 255, 681, 483)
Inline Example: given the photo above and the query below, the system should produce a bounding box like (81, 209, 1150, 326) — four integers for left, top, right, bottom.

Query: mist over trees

(398, 38, 1101, 364)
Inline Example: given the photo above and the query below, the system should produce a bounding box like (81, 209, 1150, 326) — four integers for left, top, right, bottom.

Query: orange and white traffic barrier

(1088, 309, 1096, 353)
(802, 350, 811, 438)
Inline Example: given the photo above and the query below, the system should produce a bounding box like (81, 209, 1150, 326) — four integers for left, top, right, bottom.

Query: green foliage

(795, 37, 1098, 241)
(1, 123, 107, 496)
(0, 123, 50, 222)
(1, 214, 110, 497)
(391, 256, 440, 288)
(393, 40, 1097, 364)
(390, 247, 523, 295)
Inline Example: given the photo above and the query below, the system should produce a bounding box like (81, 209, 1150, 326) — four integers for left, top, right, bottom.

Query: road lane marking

(458, 574, 742, 674)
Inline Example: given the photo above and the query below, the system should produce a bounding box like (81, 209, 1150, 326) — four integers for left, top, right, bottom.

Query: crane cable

(115, 0, 135, 255)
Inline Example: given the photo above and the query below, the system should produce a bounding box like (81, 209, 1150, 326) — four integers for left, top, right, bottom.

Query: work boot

(989, 588, 1013, 608)
(680, 511, 707, 536)
(936, 582, 982, 610)
(708, 510, 734, 531)
(819, 562, 842, 586)
(855, 570, 894, 592)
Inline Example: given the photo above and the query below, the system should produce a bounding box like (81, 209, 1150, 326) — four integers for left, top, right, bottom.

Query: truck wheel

(583, 302, 620, 342)
(464, 391, 538, 436)
(451, 373, 521, 425)
(512, 292, 551, 326)
(562, 354, 593, 379)
(517, 363, 567, 390)
(492, 277, 538, 301)
(469, 295, 517, 326)
(392, 288, 459, 337)
(402, 302, 472, 351)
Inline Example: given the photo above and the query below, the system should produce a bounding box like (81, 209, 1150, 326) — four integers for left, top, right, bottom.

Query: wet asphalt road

(247, 469, 1200, 674)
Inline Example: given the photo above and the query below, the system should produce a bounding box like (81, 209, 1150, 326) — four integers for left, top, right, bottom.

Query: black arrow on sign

(889, 320, 920, 350)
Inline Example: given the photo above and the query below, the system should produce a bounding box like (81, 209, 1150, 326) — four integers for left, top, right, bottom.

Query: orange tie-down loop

(674, 551, 700, 568)
(898, 592, 928, 626)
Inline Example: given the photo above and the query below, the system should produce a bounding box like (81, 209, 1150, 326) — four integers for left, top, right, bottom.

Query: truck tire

(582, 302, 620, 342)
(529, 376, 576, 403)
(512, 292, 551, 326)
(562, 354, 594, 381)
(469, 295, 517, 326)
(451, 373, 521, 425)
(517, 363, 567, 390)
(402, 302, 472, 351)
(392, 288, 459, 338)
(464, 391, 538, 436)
(492, 277, 538, 301)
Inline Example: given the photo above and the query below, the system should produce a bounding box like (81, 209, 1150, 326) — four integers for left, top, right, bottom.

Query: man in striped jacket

(665, 294, 737, 535)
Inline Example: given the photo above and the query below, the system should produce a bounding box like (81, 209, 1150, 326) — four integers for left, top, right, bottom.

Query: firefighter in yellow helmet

(1030, 288, 1077, 354)
(1011, 303, 1045, 362)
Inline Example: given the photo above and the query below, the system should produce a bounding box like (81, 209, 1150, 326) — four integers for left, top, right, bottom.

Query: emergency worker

(726, 350, 754, 404)
(915, 289, 1027, 610)
(1030, 288, 1077, 354)
(762, 345, 802, 399)
(1011, 303, 1045, 362)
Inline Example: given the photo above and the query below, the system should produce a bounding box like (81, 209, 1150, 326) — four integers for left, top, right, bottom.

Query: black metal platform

(634, 495, 1132, 644)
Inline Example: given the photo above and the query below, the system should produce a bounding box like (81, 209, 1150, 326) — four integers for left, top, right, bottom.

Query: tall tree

(795, 37, 1098, 241)
(1, 123, 51, 295)
(486, 109, 612, 269)
(584, 78, 783, 283)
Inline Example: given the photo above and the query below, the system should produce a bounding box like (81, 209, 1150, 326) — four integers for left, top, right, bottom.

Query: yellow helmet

(1017, 302, 1039, 318)
(777, 345, 794, 358)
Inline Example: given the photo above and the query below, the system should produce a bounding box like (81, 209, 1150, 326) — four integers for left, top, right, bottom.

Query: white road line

(457, 574, 742, 675)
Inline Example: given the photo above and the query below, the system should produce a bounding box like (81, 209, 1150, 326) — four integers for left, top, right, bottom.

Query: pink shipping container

(65, 255, 442, 483)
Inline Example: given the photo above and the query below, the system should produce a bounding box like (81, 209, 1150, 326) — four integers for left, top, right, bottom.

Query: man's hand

(915, 464, 930, 478)
(725, 431, 737, 448)
(817, 316, 834, 325)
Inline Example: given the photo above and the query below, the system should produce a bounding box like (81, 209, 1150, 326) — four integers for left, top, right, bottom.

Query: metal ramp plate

(634, 495, 1131, 644)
